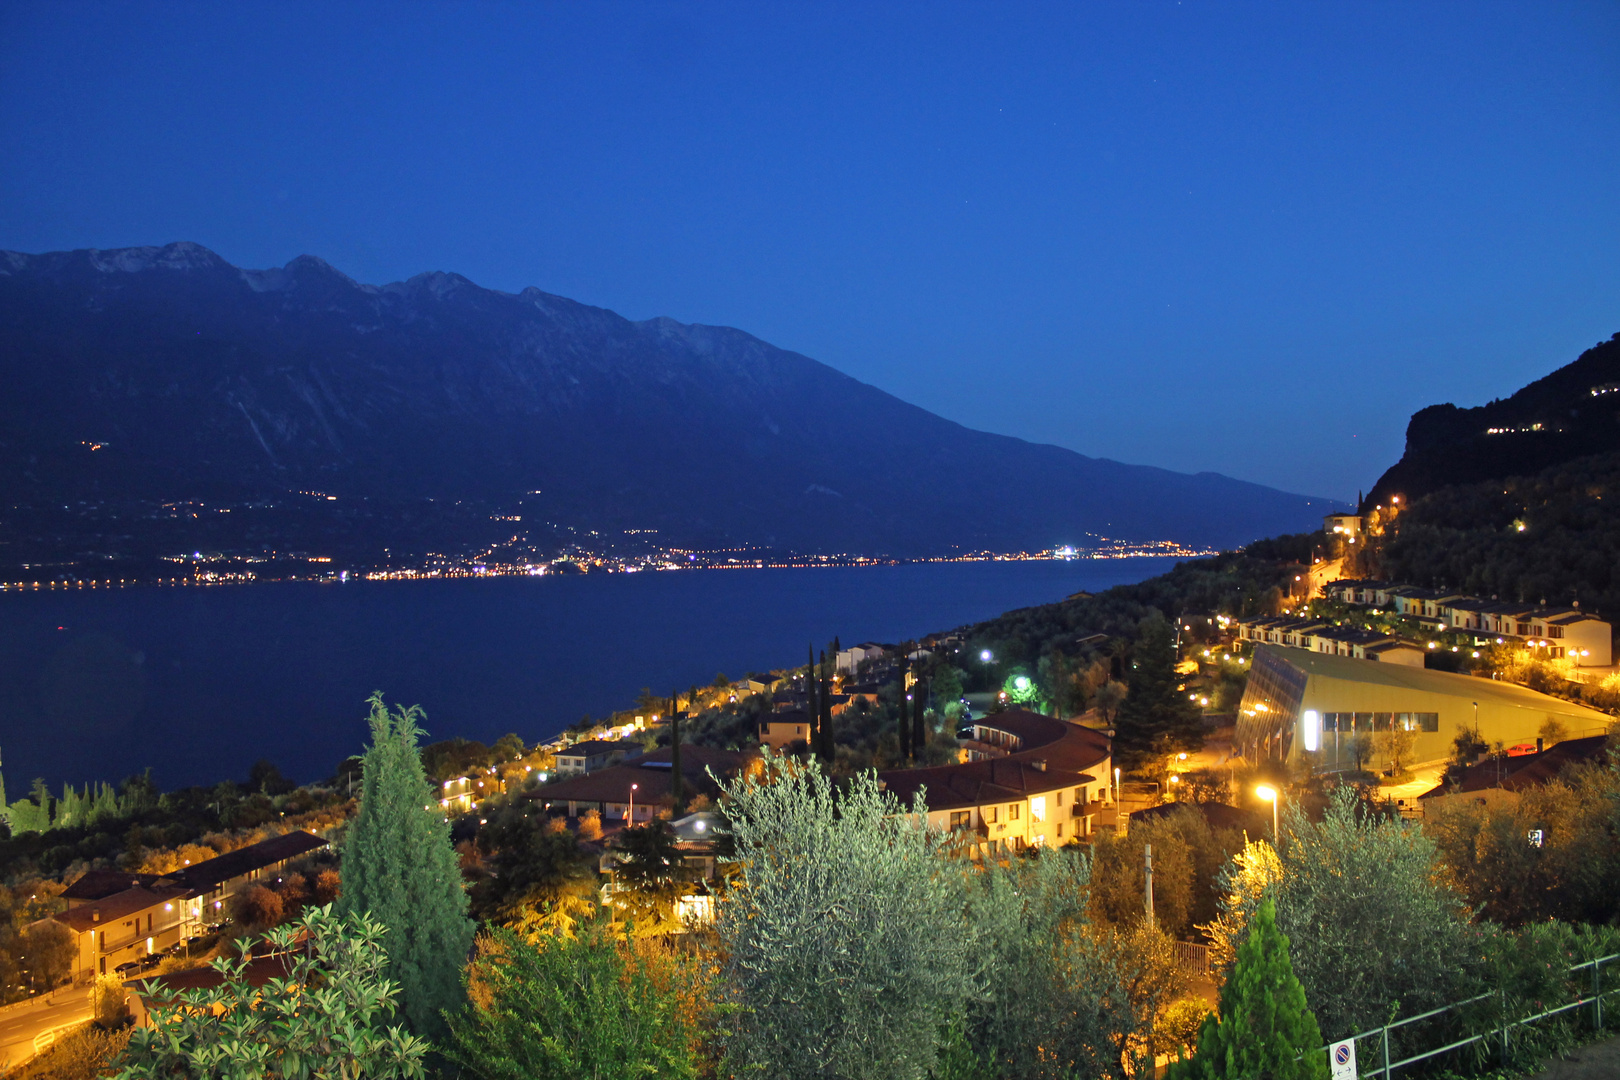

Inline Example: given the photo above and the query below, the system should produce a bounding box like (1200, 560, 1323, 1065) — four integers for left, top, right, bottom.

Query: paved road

(0, 991, 94, 1073)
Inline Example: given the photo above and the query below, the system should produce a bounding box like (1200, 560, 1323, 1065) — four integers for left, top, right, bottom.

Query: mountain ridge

(0, 242, 1344, 562)
(1364, 332, 1620, 511)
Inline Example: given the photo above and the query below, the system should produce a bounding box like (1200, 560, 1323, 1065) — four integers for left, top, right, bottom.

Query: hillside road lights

(1256, 784, 1280, 841)
(1302, 710, 1320, 753)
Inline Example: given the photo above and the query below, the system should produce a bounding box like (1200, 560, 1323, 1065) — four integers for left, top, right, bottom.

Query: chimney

(92, 910, 100, 923)
(1031, 759, 1047, 772)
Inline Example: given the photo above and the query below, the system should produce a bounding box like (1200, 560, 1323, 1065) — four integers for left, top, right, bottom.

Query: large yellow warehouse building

(1236, 645, 1613, 769)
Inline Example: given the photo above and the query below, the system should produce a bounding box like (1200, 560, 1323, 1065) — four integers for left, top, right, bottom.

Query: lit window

(1030, 797, 1046, 823)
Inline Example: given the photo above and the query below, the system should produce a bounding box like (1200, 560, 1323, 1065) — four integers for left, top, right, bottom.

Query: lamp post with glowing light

(628, 783, 638, 826)
(1256, 784, 1280, 841)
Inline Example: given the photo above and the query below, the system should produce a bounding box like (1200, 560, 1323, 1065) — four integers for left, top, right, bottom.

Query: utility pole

(1144, 843, 1155, 923)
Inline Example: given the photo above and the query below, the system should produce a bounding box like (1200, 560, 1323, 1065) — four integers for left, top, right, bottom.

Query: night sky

(2, 2, 1617, 500)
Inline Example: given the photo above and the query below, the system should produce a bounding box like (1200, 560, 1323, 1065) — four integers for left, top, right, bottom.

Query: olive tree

(716, 754, 970, 1080)
(1207, 786, 1470, 1043)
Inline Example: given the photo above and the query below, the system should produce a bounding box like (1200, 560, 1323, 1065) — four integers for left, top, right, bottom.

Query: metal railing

(1321, 951, 1620, 1079)
(1171, 940, 1210, 975)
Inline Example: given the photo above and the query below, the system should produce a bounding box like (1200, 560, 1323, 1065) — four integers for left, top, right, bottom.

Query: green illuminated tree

(336, 692, 475, 1039)
(1167, 898, 1327, 1080)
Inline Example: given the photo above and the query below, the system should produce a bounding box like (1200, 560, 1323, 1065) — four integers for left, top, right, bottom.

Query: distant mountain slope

(1365, 333, 1620, 512)
(0, 242, 1341, 557)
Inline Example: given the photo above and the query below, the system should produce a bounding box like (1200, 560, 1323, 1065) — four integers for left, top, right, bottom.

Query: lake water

(0, 558, 1178, 790)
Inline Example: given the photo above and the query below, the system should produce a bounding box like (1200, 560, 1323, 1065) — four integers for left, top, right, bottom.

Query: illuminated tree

(1168, 898, 1327, 1080)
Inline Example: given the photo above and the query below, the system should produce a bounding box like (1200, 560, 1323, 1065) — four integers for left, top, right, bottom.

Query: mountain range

(0, 242, 1342, 566)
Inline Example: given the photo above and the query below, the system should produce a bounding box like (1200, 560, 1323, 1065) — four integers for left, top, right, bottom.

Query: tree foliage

(1090, 806, 1243, 939)
(1113, 616, 1203, 768)
(115, 905, 430, 1080)
(334, 692, 474, 1038)
(716, 754, 969, 1080)
(1427, 756, 1620, 925)
(1208, 787, 1470, 1044)
(447, 926, 708, 1080)
(1167, 899, 1328, 1080)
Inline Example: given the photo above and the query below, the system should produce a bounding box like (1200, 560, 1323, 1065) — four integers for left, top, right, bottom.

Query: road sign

(1528, 829, 1544, 848)
(1329, 1038, 1357, 1080)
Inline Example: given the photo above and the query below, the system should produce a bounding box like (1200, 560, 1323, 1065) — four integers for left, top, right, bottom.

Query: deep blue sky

(2, 3, 1617, 500)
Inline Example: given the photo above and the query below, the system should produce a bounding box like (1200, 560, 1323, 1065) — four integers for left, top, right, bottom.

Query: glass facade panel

(1236, 649, 1307, 760)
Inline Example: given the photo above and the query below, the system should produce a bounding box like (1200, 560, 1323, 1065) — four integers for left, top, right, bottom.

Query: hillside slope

(0, 242, 1341, 559)
(1365, 333, 1620, 511)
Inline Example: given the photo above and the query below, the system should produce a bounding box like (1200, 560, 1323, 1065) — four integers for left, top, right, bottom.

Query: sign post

(1329, 1038, 1357, 1080)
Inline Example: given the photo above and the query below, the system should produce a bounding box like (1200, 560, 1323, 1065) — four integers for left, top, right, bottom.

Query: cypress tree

(336, 691, 475, 1039)
(670, 690, 685, 814)
(818, 650, 835, 762)
(898, 649, 912, 760)
(806, 645, 820, 756)
(1113, 615, 1203, 768)
(912, 674, 926, 758)
(1168, 898, 1329, 1080)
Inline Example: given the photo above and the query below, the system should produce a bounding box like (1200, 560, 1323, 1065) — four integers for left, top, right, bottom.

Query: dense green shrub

(115, 905, 429, 1080)
(448, 926, 707, 1080)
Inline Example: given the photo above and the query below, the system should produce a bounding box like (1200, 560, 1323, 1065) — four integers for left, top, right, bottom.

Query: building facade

(1236, 645, 1613, 769)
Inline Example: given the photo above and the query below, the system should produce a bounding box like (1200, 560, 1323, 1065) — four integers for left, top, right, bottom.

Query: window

(949, 810, 971, 831)
(1030, 796, 1046, 823)
(986, 806, 998, 824)
(1057, 823, 1064, 838)
(1009, 803, 1021, 821)
(1055, 790, 1064, 806)
(1077, 786, 1087, 804)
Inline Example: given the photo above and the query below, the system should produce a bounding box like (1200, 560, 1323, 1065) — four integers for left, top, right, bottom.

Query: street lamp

(1256, 784, 1280, 841)
(628, 783, 638, 825)
(1114, 766, 1121, 805)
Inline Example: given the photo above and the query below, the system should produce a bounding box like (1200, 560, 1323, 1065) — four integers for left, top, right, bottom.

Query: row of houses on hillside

(1324, 579, 1611, 665)
(533, 744, 745, 824)
(53, 830, 329, 982)
(1230, 615, 1427, 666)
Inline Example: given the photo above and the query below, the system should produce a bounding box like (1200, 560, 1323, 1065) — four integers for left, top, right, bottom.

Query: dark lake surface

(0, 557, 1178, 790)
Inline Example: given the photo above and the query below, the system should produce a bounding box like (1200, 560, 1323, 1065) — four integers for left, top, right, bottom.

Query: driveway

(0, 991, 94, 1073)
